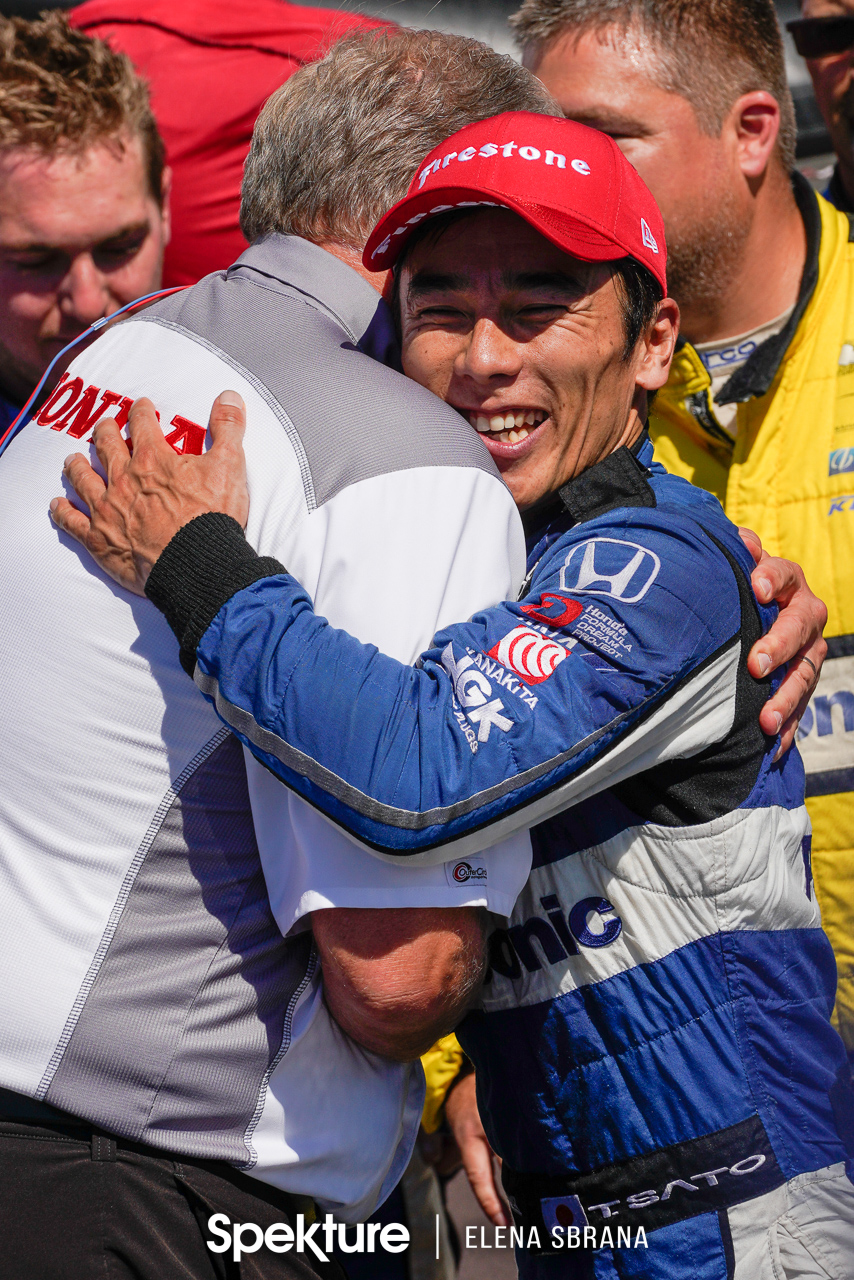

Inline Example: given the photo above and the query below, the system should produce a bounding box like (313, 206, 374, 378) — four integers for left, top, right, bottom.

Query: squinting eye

(420, 307, 466, 321)
(7, 255, 58, 272)
(95, 238, 146, 264)
(520, 305, 565, 318)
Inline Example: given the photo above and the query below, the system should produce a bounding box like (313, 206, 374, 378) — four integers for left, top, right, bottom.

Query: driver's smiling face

(398, 208, 647, 510)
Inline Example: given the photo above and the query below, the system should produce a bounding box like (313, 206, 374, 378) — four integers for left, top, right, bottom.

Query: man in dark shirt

(789, 0, 854, 213)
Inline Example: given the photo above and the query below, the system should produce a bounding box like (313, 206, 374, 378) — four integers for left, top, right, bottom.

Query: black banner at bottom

(503, 1114, 784, 1249)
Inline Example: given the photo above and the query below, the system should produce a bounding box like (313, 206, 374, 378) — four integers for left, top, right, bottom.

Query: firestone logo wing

(488, 626, 569, 685)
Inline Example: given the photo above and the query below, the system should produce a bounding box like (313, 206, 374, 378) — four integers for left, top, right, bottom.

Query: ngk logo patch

(488, 626, 569, 685)
(441, 643, 514, 746)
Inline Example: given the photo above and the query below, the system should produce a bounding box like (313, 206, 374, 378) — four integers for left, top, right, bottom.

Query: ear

(380, 268, 395, 305)
(727, 91, 781, 178)
(159, 165, 173, 247)
(635, 297, 680, 393)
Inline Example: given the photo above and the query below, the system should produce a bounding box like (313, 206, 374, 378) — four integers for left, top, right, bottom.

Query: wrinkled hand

(738, 528, 827, 756)
(50, 391, 249, 596)
(445, 1072, 510, 1228)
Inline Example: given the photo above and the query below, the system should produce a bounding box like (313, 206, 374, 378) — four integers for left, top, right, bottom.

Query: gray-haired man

(0, 28, 556, 1280)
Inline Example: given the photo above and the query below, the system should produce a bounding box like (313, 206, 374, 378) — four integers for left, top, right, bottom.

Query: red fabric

(69, 1, 392, 285)
(366, 111, 668, 294)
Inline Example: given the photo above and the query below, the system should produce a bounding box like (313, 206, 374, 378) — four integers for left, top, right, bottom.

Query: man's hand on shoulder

(738, 527, 827, 756)
(50, 391, 249, 595)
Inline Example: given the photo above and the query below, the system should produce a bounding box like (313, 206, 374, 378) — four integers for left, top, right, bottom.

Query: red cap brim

(364, 183, 666, 292)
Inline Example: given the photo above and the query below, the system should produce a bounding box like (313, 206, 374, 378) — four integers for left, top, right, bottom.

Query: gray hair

(509, 0, 796, 172)
(240, 27, 559, 248)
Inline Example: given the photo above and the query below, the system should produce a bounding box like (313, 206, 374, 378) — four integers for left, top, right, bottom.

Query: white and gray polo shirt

(0, 235, 530, 1219)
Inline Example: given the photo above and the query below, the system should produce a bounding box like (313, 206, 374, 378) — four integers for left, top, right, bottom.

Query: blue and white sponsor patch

(797, 651, 854, 796)
(560, 538, 660, 603)
(829, 447, 854, 476)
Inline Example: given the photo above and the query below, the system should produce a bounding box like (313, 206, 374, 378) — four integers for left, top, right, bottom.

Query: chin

(503, 473, 542, 511)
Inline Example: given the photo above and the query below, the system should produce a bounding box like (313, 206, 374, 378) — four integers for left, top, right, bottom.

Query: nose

(58, 253, 111, 329)
(459, 317, 524, 385)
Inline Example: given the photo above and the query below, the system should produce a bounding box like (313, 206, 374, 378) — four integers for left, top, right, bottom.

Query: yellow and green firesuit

(651, 174, 854, 1061)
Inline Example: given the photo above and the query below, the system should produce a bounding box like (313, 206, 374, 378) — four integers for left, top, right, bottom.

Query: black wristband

(144, 512, 286, 675)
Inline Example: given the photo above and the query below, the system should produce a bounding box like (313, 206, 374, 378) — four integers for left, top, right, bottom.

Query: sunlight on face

(399, 209, 647, 509)
(529, 26, 741, 305)
(0, 135, 170, 401)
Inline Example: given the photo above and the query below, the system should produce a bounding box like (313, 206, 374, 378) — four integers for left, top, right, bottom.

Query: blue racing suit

(146, 434, 854, 1277)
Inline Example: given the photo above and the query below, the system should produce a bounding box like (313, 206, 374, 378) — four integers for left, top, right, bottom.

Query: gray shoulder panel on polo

(128, 234, 501, 511)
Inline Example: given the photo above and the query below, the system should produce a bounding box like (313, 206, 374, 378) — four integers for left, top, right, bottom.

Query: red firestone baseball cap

(364, 112, 667, 293)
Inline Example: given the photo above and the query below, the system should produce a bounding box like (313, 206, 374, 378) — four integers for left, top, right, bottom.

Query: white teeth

(469, 410, 544, 437)
(495, 426, 532, 445)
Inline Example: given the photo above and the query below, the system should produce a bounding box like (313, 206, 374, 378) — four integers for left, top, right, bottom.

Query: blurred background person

(0, 11, 169, 432)
(789, 0, 854, 212)
(67, 0, 391, 286)
(511, 0, 854, 1075)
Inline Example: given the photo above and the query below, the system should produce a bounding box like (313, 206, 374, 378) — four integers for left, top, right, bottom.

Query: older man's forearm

(312, 906, 487, 1061)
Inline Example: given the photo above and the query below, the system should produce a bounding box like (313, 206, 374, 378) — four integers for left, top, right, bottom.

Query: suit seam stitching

(128, 313, 317, 512)
(36, 728, 232, 1101)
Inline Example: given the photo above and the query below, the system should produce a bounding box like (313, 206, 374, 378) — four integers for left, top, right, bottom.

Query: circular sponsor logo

(504, 630, 567, 682)
(452, 861, 487, 883)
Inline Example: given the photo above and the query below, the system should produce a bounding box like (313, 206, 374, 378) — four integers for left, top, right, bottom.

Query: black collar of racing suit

(558, 427, 656, 523)
(520, 428, 655, 547)
(712, 171, 821, 406)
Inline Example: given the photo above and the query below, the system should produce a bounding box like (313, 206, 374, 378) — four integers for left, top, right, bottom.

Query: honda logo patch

(560, 538, 660, 603)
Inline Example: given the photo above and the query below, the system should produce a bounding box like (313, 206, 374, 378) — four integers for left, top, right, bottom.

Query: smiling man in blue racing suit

(55, 114, 854, 1277)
